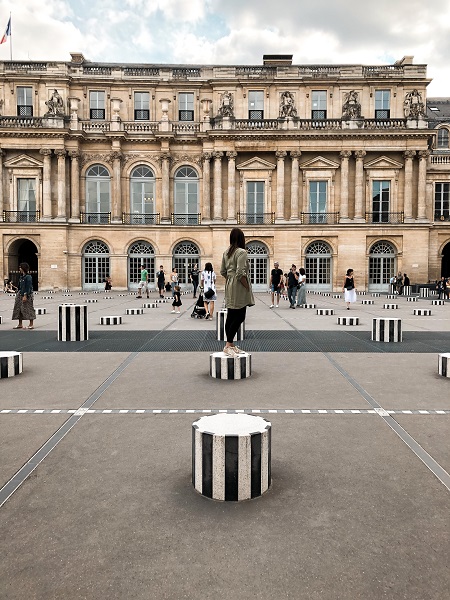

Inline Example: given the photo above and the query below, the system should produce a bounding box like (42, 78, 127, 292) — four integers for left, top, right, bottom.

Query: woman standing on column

(342, 268, 357, 310)
(220, 228, 255, 356)
(12, 262, 36, 329)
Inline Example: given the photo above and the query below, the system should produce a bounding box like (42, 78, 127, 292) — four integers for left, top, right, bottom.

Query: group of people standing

(269, 262, 306, 309)
(390, 272, 411, 296)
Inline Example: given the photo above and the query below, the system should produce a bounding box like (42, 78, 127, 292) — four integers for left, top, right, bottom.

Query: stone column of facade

(403, 150, 416, 222)
(289, 151, 301, 220)
(226, 151, 237, 222)
(160, 153, 171, 222)
(55, 150, 66, 220)
(339, 151, 352, 222)
(276, 150, 287, 221)
(201, 152, 212, 221)
(213, 151, 224, 221)
(111, 151, 123, 223)
(0, 150, 3, 217)
(354, 150, 366, 222)
(417, 150, 430, 221)
(69, 151, 80, 221)
(39, 149, 52, 220)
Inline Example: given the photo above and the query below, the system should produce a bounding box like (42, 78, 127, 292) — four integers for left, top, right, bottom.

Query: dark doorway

(8, 239, 39, 290)
(442, 242, 450, 278)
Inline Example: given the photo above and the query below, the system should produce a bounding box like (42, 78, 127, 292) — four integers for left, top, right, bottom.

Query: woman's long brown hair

(227, 228, 246, 258)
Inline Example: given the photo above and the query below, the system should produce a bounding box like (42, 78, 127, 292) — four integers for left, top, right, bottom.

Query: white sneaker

(275, 304, 279, 308)
(176, 311, 181, 313)
(270, 304, 274, 308)
(171, 310, 176, 313)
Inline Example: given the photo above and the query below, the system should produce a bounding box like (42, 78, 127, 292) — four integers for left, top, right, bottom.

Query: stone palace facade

(1, 52, 449, 291)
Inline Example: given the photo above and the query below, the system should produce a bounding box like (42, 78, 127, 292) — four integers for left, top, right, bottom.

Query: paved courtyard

(0, 289, 449, 600)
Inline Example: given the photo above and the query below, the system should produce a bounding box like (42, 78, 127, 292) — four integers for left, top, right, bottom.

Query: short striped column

(192, 414, 271, 501)
(35, 308, 46, 315)
(332, 294, 341, 299)
(85, 299, 98, 303)
(438, 353, 450, 377)
(407, 297, 418, 302)
(100, 316, 122, 325)
(298, 304, 316, 308)
(371, 293, 381, 297)
(93, 291, 102, 294)
(372, 318, 402, 342)
(337, 317, 359, 325)
(432, 299, 445, 306)
(357, 291, 367, 295)
(0, 351, 23, 378)
(126, 308, 144, 315)
(58, 304, 88, 341)
(0, 316, 2, 324)
(61, 289, 70, 293)
(361, 299, 374, 305)
(216, 310, 245, 341)
(403, 286, 412, 296)
(386, 295, 397, 300)
(317, 308, 334, 315)
(419, 287, 430, 298)
(142, 302, 158, 308)
(79, 292, 88, 295)
(102, 296, 113, 300)
(322, 292, 331, 297)
(414, 309, 431, 316)
(210, 352, 251, 380)
(383, 304, 399, 309)
(42, 296, 52, 300)
(62, 294, 72, 297)
(155, 299, 168, 303)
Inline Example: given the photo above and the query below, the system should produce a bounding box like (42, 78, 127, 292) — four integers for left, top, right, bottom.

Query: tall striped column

(419, 288, 430, 298)
(372, 318, 402, 342)
(192, 414, 271, 501)
(58, 304, 88, 341)
(216, 309, 245, 341)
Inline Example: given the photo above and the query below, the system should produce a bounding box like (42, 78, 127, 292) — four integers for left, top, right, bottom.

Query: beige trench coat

(220, 247, 255, 310)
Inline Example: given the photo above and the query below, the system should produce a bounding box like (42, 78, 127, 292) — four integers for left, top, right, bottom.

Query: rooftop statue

(45, 89, 64, 117)
(404, 89, 426, 119)
(342, 90, 362, 119)
(279, 91, 297, 118)
(218, 91, 234, 118)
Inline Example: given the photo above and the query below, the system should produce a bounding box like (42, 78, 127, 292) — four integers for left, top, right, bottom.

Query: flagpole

(9, 13, 12, 61)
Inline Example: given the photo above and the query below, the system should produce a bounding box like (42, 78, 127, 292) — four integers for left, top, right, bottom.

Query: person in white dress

(342, 268, 357, 309)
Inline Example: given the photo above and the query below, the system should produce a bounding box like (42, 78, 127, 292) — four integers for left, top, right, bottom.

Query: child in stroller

(191, 291, 207, 318)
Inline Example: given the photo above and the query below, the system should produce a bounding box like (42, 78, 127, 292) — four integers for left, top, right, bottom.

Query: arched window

(368, 240, 396, 291)
(173, 241, 200, 284)
(437, 128, 449, 149)
(128, 241, 155, 289)
(173, 166, 199, 224)
(83, 240, 110, 289)
(86, 165, 111, 223)
(305, 241, 332, 290)
(130, 166, 156, 223)
(246, 241, 268, 290)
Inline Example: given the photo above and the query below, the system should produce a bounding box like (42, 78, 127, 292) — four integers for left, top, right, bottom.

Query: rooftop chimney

(263, 54, 293, 66)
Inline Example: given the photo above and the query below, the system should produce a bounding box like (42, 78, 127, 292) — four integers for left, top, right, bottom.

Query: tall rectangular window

(246, 181, 264, 223)
(372, 180, 390, 222)
(179, 93, 194, 121)
(311, 91, 327, 119)
(309, 181, 327, 223)
(89, 91, 105, 119)
(375, 90, 390, 119)
(134, 92, 149, 120)
(248, 91, 264, 120)
(17, 87, 33, 117)
(435, 183, 450, 220)
(18, 179, 36, 212)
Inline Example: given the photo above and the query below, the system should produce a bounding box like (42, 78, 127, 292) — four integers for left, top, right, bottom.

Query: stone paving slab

(0, 415, 449, 600)
(396, 416, 450, 473)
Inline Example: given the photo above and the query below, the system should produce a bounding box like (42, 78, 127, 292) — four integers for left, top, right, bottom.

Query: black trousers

(192, 279, 199, 296)
(225, 307, 246, 343)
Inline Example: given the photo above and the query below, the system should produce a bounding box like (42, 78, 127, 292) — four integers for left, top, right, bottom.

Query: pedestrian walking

(270, 261, 283, 308)
(156, 265, 165, 298)
(220, 228, 254, 356)
(171, 285, 182, 314)
(12, 262, 36, 329)
(170, 267, 178, 296)
(296, 267, 307, 306)
(190, 263, 200, 298)
(137, 265, 149, 299)
(201, 262, 217, 320)
(287, 264, 299, 308)
(343, 268, 357, 309)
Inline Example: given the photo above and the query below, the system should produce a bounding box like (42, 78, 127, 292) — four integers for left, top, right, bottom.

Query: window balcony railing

(3, 210, 40, 223)
(365, 212, 404, 224)
(123, 121, 158, 134)
(0, 116, 43, 128)
(122, 213, 160, 225)
(237, 212, 275, 225)
(170, 213, 201, 225)
(80, 212, 111, 224)
(434, 212, 450, 222)
(300, 212, 339, 225)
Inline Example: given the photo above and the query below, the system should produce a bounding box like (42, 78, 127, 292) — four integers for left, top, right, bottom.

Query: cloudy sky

(0, 0, 449, 95)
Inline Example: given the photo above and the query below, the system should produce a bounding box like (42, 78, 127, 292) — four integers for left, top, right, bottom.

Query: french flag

(0, 17, 11, 44)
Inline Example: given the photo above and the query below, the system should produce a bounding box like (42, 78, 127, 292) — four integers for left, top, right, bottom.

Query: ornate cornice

(170, 153, 202, 167)
(81, 152, 114, 166)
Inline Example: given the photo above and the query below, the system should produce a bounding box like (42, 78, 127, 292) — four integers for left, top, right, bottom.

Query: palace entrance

(6, 238, 39, 290)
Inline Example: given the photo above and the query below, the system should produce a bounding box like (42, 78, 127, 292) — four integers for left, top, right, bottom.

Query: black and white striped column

(35, 308, 46, 315)
(85, 299, 98, 303)
(371, 293, 381, 297)
(361, 299, 374, 305)
(192, 414, 271, 501)
(419, 288, 430, 298)
(210, 352, 251, 379)
(337, 317, 359, 325)
(0, 316, 3, 324)
(317, 309, 334, 315)
(386, 294, 397, 300)
(413, 309, 431, 316)
(403, 286, 412, 296)
(383, 303, 399, 309)
(407, 297, 418, 302)
(432, 299, 445, 306)
(100, 316, 122, 325)
(0, 351, 23, 378)
(142, 302, 158, 308)
(372, 318, 402, 342)
(216, 310, 245, 341)
(58, 304, 88, 341)
(438, 353, 450, 377)
(126, 308, 143, 315)
(298, 304, 316, 308)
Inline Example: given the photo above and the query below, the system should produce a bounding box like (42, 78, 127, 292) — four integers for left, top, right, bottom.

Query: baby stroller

(191, 292, 207, 318)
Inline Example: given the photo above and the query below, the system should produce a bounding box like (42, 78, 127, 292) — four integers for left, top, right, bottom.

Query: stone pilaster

(68, 151, 80, 221)
(111, 151, 123, 223)
(0, 150, 4, 218)
(354, 150, 366, 222)
(289, 151, 301, 220)
(55, 149, 66, 220)
(160, 152, 171, 222)
(417, 150, 430, 221)
(339, 151, 352, 222)
(39, 149, 52, 220)
(201, 152, 212, 221)
(403, 150, 416, 222)
(213, 151, 224, 220)
(226, 151, 237, 221)
(275, 150, 287, 221)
